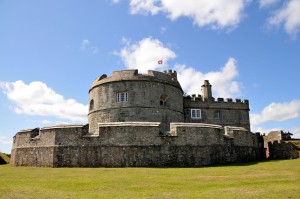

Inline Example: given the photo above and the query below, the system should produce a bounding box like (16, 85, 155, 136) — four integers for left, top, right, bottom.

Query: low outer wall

(53, 145, 260, 167)
(11, 147, 54, 167)
(11, 123, 261, 167)
(11, 125, 86, 167)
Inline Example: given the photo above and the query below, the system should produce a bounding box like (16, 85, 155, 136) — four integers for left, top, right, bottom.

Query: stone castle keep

(11, 69, 264, 167)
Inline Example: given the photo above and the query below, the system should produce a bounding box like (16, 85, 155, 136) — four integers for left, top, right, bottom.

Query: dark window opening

(213, 111, 220, 119)
(89, 99, 94, 111)
(160, 94, 169, 106)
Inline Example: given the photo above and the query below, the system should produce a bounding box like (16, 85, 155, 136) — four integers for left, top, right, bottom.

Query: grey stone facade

(11, 69, 263, 167)
(88, 69, 250, 132)
(11, 123, 261, 167)
(88, 70, 184, 133)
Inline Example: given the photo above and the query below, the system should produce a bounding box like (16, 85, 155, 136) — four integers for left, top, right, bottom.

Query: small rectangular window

(191, 109, 201, 119)
(117, 92, 128, 102)
(213, 111, 221, 119)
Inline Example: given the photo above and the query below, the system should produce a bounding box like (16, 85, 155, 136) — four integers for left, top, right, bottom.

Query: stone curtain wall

(11, 123, 261, 167)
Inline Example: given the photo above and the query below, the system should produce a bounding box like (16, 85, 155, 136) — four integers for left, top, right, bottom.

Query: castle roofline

(89, 69, 182, 92)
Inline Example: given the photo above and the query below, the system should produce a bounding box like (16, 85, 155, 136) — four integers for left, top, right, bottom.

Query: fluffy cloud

(250, 100, 300, 126)
(81, 39, 99, 54)
(175, 58, 241, 98)
(130, 0, 161, 15)
(117, 37, 241, 97)
(259, 0, 280, 8)
(0, 81, 88, 123)
(117, 37, 176, 73)
(129, 0, 250, 29)
(251, 126, 281, 134)
(268, 0, 300, 37)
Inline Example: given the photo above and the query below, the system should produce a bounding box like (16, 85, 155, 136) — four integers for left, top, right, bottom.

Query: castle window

(213, 111, 220, 119)
(160, 94, 169, 106)
(117, 92, 128, 103)
(89, 99, 94, 111)
(191, 109, 201, 119)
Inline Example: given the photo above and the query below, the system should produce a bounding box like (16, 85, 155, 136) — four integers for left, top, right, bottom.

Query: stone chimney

(201, 80, 213, 101)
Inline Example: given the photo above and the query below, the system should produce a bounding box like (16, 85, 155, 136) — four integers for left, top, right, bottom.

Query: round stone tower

(88, 69, 184, 133)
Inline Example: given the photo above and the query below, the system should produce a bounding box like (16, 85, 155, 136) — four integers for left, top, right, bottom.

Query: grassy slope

(0, 153, 10, 164)
(0, 159, 299, 199)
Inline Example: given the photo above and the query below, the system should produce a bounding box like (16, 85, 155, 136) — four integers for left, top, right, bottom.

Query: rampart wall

(11, 123, 261, 167)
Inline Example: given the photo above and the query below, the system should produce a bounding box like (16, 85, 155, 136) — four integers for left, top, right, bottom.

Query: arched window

(89, 99, 94, 111)
(160, 94, 169, 106)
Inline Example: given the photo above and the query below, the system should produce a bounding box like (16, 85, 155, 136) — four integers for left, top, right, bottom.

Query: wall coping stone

(98, 122, 161, 127)
(41, 125, 85, 130)
(224, 126, 248, 131)
(170, 123, 223, 129)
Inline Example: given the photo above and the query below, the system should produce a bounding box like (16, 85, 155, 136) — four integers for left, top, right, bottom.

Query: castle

(11, 69, 297, 167)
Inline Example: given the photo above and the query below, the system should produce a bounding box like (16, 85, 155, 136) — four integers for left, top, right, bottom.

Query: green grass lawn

(0, 159, 299, 199)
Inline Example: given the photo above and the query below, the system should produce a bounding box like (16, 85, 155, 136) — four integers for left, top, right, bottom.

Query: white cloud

(259, 0, 280, 8)
(250, 100, 300, 126)
(251, 126, 280, 134)
(251, 125, 300, 138)
(0, 81, 88, 123)
(117, 37, 176, 73)
(117, 38, 241, 97)
(0, 136, 12, 145)
(268, 0, 300, 38)
(81, 39, 99, 54)
(128, 0, 250, 29)
(289, 126, 300, 138)
(175, 58, 241, 98)
(130, 0, 161, 15)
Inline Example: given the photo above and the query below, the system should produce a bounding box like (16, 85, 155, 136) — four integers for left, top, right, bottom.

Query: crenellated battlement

(183, 94, 249, 104)
(90, 69, 181, 92)
(163, 69, 177, 79)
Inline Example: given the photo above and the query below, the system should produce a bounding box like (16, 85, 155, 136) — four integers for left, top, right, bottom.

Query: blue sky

(1, 0, 300, 153)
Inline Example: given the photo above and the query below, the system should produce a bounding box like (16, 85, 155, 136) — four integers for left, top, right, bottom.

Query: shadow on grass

(147, 159, 297, 169)
(200, 159, 298, 168)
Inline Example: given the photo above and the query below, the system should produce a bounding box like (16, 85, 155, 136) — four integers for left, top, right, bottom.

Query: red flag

(158, 60, 163, 64)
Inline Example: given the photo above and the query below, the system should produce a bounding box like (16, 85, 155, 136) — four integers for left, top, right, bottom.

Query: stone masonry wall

(11, 123, 261, 167)
(88, 70, 184, 133)
(183, 97, 250, 131)
(263, 131, 299, 159)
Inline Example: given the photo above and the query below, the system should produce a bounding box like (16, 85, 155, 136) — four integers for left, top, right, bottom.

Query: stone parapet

(11, 121, 263, 167)
(90, 69, 182, 92)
